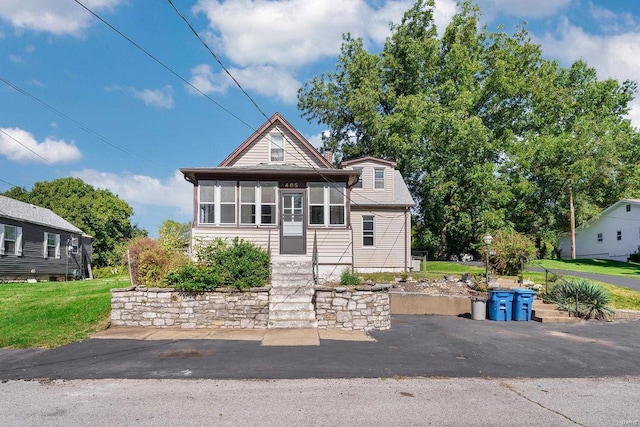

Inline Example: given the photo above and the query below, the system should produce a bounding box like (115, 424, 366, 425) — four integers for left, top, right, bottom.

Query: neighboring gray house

(0, 195, 93, 281)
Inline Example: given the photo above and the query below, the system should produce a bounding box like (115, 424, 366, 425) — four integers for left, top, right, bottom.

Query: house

(0, 195, 93, 281)
(180, 113, 415, 281)
(559, 199, 640, 262)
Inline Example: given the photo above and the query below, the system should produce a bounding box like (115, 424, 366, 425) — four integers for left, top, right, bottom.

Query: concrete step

(268, 310, 316, 322)
(269, 294, 314, 304)
(532, 314, 583, 324)
(268, 319, 318, 329)
(532, 301, 583, 323)
(269, 302, 314, 312)
(271, 278, 314, 287)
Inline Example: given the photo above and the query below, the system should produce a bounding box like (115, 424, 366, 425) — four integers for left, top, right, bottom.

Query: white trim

(0, 224, 4, 256)
(16, 226, 22, 256)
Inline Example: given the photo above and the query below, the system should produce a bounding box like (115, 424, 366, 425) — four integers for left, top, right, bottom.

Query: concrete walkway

(91, 327, 376, 346)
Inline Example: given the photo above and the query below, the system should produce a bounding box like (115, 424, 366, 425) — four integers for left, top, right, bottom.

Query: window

(627, 204, 631, 212)
(0, 224, 22, 256)
(219, 181, 236, 224)
(374, 168, 384, 189)
(199, 180, 216, 224)
(353, 167, 363, 189)
(270, 133, 284, 163)
(240, 181, 256, 224)
(617, 230, 622, 241)
(261, 182, 277, 225)
(71, 237, 79, 254)
(44, 232, 60, 259)
(240, 181, 277, 225)
(597, 233, 603, 242)
(363, 216, 374, 246)
(308, 183, 346, 226)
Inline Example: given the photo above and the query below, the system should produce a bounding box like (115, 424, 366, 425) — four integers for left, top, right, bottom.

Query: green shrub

(165, 263, 221, 292)
(549, 278, 614, 320)
(127, 237, 188, 287)
(340, 269, 361, 286)
(92, 265, 127, 278)
(484, 229, 537, 276)
(628, 246, 640, 263)
(193, 237, 270, 289)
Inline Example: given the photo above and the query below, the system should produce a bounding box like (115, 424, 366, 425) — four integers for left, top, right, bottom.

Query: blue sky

(1, 0, 639, 236)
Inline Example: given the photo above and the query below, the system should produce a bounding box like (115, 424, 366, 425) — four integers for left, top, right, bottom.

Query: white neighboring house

(559, 199, 640, 262)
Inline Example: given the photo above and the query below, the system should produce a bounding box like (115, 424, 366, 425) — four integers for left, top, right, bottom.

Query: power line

(0, 178, 21, 189)
(0, 128, 51, 164)
(73, 0, 254, 131)
(166, 0, 270, 121)
(0, 76, 172, 173)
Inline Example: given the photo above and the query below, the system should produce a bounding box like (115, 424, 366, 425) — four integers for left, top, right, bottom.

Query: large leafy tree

(158, 219, 190, 252)
(298, 0, 639, 259)
(2, 178, 146, 267)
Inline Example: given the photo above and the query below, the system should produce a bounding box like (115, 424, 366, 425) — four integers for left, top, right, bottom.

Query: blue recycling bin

(488, 289, 514, 321)
(512, 288, 536, 321)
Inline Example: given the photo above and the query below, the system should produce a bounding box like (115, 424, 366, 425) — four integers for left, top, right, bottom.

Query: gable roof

(341, 156, 397, 168)
(0, 195, 84, 234)
(573, 198, 640, 231)
(218, 112, 333, 169)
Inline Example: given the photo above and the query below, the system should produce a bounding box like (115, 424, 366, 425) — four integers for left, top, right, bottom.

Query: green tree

(158, 219, 190, 252)
(2, 178, 146, 267)
(298, 0, 639, 259)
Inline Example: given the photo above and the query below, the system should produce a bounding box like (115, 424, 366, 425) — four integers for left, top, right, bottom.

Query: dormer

(341, 156, 398, 204)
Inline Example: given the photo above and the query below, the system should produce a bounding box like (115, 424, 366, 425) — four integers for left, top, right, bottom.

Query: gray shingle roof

(0, 195, 84, 234)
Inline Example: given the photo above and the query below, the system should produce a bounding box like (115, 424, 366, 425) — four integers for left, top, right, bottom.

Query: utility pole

(569, 187, 576, 259)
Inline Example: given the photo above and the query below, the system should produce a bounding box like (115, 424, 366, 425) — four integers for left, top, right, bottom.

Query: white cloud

(477, 0, 571, 19)
(538, 18, 640, 128)
(189, 64, 301, 104)
(193, 0, 421, 68)
(590, 3, 637, 33)
(306, 130, 329, 150)
(107, 85, 175, 109)
(9, 54, 24, 63)
(71, 169, 192, 215)
(0, 127, 82, 164)
(0, 0, 123, 36)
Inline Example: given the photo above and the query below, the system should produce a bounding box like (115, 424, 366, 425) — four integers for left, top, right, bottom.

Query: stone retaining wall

(111, 286, 270, 329)
(110, 285, 391, 331)
(314, 285, 391, 331)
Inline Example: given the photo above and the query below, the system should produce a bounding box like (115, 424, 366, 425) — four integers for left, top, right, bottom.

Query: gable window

(308, 183, 346, 226)
(199, 180, 216, 224)
(240, 181, 277, 225)
(617, 230, 622, 241)
(353, 167, 363, 189)
(270, 133, 285, 163)
(374, 168, 384, 189)
(0, 224, 22, 256)
(627, 204, 631, 212)
(44, 232, 60, 259)
(363, 216, 374, 246)
(597, 233, 603, 242)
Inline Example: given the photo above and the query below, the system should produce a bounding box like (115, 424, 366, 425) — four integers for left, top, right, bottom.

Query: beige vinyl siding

(227, 125, 326, 168)
(351, 208, 409, 269)
(192, 226, 279, 255)
(346, 161, 395, 204)
(307, 228, 352, 266)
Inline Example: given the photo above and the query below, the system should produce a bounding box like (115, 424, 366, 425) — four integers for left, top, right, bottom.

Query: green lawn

(534, 259, 640, 278)
(0, 278, 128, 348)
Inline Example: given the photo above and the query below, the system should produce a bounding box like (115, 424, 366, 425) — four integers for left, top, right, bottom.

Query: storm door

(280, 191, 306, 254)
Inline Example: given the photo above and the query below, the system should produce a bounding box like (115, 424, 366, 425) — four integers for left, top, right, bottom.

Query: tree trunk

(569, 187, 576, 259)
(437, 222, 448, 260)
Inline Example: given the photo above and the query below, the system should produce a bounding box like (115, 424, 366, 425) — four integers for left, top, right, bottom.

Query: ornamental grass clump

(549, 278, 614, 320)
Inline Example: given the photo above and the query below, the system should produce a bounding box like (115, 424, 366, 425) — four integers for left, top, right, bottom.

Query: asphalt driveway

(1, 315, 639, 380)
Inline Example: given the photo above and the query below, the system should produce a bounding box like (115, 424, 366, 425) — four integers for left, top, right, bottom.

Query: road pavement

(2, 315, 639, 380)
(527, 266, 640, 291)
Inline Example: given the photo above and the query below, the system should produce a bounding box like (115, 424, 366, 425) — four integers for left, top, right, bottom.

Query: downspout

(404, 207, 409, 273)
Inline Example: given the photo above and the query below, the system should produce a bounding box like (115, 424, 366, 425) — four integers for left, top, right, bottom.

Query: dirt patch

(390, 278, 479, 297)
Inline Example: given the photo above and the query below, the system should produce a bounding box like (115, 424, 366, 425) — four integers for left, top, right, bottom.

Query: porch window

(374, 168, 384, 189)
(240, 181, 256, 224)
(199, 181, 216, 224)
(0, 224, 22, 256)
(270, 133, 284, 163)
(44, 232, 60, 259)
(261, 182, 277, 225)
(363, 216, 374, 246)
(220, 181, 236, 224)
(240, 181, 277, 225)
(308, 183, 346, 226)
